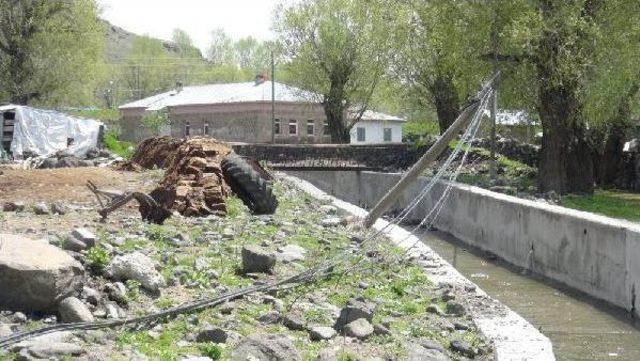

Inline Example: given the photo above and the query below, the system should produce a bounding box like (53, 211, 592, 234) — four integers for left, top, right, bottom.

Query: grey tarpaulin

(0, 105, 103, 158)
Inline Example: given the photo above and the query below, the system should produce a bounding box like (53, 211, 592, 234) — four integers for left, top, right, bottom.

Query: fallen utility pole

(363, 71, 501, 228)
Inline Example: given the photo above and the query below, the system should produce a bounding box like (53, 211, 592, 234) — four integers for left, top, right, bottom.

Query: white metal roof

(119, 81, 405, 122)
(119, 81, 320, 110)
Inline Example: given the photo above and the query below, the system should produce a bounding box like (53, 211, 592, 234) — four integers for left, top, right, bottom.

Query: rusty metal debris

(86, 181, 172, 224)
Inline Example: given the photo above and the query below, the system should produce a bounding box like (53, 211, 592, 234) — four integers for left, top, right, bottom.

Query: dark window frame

(383, 127, 392, 142)
(356, 127, 366, 142)
(288, 119, 298, 135)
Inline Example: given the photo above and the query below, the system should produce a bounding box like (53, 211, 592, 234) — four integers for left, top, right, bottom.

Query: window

(323, 121, 330, 135)
(185, 121, 190, 137)
(289, 120, 298, 135)
(274, 119, 281, 135)
(383, 128, 392, 142)
(356, 127, 366, 142)
(307, 120, 315, 136)
(204, 122, 210, 136)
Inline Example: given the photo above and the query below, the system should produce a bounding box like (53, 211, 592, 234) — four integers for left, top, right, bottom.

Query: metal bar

(363, 71, 501, 228)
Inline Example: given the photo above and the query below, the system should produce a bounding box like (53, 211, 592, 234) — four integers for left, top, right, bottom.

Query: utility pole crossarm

(363, 71, 501, 228)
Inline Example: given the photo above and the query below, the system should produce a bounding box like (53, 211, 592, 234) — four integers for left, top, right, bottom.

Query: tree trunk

(429, 74, 460, 134)
(600, 123, 626, 188)
(323, 75, 351, 144)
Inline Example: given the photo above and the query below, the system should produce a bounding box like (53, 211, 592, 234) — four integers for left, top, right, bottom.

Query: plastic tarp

(1, 105, 103, 158)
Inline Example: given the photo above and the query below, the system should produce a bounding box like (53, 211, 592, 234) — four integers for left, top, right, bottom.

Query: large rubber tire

(222, 155, 278, 214)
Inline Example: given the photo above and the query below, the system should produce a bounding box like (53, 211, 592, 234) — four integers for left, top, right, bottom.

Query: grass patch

(67, 108, 120, 123)
(561, 190, 640, 222)
(104, 130, 135, 159)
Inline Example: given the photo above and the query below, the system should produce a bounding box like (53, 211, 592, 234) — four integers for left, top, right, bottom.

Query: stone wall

(232, 143, 430, 171)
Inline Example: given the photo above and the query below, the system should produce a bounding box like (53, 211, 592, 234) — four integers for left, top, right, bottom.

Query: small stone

(344, 318, 373, 339)
(350, 235, 365, 244)
(277, 244, 306, 263)
(222, 227, 235, 239)
(107, 252, 165, 292)
(334, 299, 375, 331)
(450, 340, 476, 358)
(105, 282, 127, 303)
(445, 301, 465, 317)
(58, 297, 94, 323)
(373, 324, 391, 336)
(71, 228, 97, 248)
(283, 312, 306, 331)
(32, 202, 50, 215)
(426, 304, 444, 315)
(82, 287, 101, 305)
(51, 202, 67, 215)
(13, 312, 27, 323)
(196, 327, 228, 344)
(63, 237, 87, 252)
(417, 339, 446, 353)
(231, 333, 299, 360)
(23, 342, 85, 359)
(241, 246, 276, 274)
(454, 322, 469, 331)
(219, 302, 235, 315)
(309, 326, 336, 341)
(257, 311, 281, 324)
(321, 217, 341, 227)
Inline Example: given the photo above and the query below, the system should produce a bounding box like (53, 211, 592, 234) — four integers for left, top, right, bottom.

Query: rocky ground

(0, 166, 494, 360)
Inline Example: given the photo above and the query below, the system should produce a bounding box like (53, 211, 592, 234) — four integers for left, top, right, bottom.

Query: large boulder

(0, 234, 83, 312)
(231, 334, 299, 361)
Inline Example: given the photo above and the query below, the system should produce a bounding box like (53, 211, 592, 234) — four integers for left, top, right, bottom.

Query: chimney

(254, 74, 267, 86)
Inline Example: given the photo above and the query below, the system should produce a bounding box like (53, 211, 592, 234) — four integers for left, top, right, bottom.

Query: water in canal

(416, 230, 640, 360)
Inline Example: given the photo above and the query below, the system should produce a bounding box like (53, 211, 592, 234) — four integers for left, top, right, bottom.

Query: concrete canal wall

(288, 170, 640, 318)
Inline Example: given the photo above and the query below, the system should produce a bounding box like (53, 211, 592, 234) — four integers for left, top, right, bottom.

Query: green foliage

(141, 109, 170, 135)
(403, 120, 439, 144)
(86, 246, 110, 273)
(199, 343, 223, 360)
(561, 190, 640, 222)
(0, 0, 105, 105)
(68, 108, 120, 124)
(104, 130, 135, 159)
(125, 280, 141, 302)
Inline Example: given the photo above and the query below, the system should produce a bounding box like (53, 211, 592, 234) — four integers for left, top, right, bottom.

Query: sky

(97, 0, 282, 53)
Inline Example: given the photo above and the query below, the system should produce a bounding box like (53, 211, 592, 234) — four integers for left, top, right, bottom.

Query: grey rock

(373, 323, 391, 336)
(406, 344, 449, 361)
(283, 312, 306, 331)
(241, 246, 276, 274)
(334, 299, 375, 331)
(71, 228, 97, 248)
(39, 157, 59, 169)
(320, 217, 341, 227)
(63, 237, 88, 252)
(32, 202, 50, 215)
(417, 339, 446, 353)
(105, 282, 127, 303)
(454, 322, 469, 331)
(426, 304, 444, 316)
(82, 286, 101, 305)
(21, 342, 85, 359)
(231, 333, 299, 361)
(257, 310, 281, 324)
(0, 323, 12, 337)
(3, 201, 25, 212)
(0, 234, 83, 312)
(107, 252, 165, 292)
(277, 244, 306, 263)
(445, 301, 465, 317)
(58, 297, 94, 323)
(316, 349, 338, 361)
(309, 326, 336, 341)
(196, 326, 228, 344)
(50, 202, 67, 215)
(344, 318, 373, 339)
(219, 302, 235, 315)
(12, 312, 27, 323)
(450, 340, 476, 358)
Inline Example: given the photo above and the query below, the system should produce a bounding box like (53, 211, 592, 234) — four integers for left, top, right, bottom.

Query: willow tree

(392, 1, 491, 134)
(0, 0, 104, 105)
(276, 0, 391, 143)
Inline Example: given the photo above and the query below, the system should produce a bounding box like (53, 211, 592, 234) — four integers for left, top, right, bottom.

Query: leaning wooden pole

(363, 71, 501, 228)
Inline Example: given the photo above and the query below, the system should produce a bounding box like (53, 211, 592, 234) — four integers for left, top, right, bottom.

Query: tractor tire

(222, 155, 278, 214)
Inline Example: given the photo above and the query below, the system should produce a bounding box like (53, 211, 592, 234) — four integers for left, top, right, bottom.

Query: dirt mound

(149, 137, 233, 217)
(118, 136, 185, 170)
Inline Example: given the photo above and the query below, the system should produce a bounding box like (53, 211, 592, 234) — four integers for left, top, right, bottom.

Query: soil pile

(119, 136, 185, 170)
(149, 137, 233, 217)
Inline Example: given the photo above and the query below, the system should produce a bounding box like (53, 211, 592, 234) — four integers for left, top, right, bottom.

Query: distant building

(485, 109, 539, 143)
(118, 79, 405, 144)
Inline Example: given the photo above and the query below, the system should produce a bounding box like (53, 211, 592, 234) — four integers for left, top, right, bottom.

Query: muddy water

(416, 230, 640, 361)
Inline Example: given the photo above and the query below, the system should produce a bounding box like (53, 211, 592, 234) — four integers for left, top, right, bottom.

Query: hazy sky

(97, 0, 282, 52)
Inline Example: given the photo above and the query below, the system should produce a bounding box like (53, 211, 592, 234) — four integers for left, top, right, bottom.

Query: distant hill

(102, 19, 203, 62)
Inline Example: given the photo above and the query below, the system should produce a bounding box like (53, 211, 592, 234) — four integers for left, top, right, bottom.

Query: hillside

(102, 19, 203, 62)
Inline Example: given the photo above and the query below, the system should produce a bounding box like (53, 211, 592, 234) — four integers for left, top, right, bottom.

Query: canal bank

(419, 229, 640, 360)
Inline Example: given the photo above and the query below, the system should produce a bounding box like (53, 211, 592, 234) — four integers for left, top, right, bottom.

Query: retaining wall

(289, 170, 640, 318)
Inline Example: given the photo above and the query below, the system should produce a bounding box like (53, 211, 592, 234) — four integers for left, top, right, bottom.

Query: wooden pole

(363, 72, 500, 228)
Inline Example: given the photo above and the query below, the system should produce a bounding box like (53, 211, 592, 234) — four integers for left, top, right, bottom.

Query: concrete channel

(288, 170, 640, 360)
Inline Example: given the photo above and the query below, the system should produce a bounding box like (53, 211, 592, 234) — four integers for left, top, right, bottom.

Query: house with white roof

(118, 78, 405, 144)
